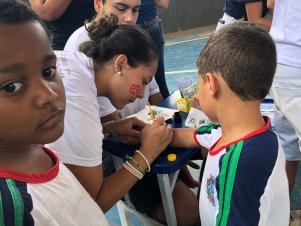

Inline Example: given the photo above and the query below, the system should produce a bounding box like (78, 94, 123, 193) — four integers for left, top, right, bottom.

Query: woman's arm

(67, 117, 173, 212)
(28, 0, 71, 21)
(245, 1, 272, 30)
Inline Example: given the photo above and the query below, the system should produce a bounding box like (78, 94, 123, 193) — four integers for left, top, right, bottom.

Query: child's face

(0, 22, 66, 145)
(198, 73, 220, 123)
(107, 59, 158, 109)
(198, 74, 215, 121)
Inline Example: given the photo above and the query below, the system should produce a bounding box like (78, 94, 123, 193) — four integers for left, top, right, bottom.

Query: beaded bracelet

(124, 155, 145, 175)
(135, 150, 151, 172)
(123, 161, 143, 180)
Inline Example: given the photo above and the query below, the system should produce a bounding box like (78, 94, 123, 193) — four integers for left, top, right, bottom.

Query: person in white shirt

(268, 0, 301, 207)
(47, 14, 174, 213)
(63, 2, 200, 224)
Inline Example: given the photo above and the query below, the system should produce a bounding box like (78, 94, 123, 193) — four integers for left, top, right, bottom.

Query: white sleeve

(97, 97, 117, 117)
(194, 124, 222, 149)
(148, 78, 160, 96)
(46, 97, 104, 167)
(64, 26, 90, 51)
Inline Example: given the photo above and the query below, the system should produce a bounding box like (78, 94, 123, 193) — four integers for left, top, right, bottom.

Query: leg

(153, 181, 200, 226)
(286, 160, 299, 193)
(129, 173, 200, 226)
(270, 64, 301, 193)
(272, 94, 301, 193)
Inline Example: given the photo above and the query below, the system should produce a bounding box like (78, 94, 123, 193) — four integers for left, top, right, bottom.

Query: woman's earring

(115, 66, 122, 75)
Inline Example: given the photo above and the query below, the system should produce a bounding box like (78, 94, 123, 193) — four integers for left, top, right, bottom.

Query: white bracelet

(123, 163, 141, 179)
(125, 160, 144, 179)
(123, 162, 143, 180)
(135, 150, 151, 172)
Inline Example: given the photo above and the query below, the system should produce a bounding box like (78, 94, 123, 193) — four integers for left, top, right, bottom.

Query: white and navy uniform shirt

(0, 147, 108, 226)
(195, 117, 289, 226)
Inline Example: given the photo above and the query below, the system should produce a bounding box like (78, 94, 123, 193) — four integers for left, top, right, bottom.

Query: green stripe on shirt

(216, 141, 244, 226)
(197, 123, 217, 134)
(6, 179, 24, 226)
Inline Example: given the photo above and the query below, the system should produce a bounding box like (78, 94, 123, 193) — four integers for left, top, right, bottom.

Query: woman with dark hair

(47, 14, 173, 213)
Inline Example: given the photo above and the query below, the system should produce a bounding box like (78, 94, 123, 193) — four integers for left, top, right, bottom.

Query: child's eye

(1, 82, 23, 94)
(43, 67, 57, 79)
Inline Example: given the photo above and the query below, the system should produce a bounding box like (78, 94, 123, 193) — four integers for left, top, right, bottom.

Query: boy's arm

(28, 0, 71, 21)
(171, 128, 200, 148)
(245, 1, 272, 30)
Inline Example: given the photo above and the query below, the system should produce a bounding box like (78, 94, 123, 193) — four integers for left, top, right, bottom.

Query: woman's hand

(140, 117, 173, 162)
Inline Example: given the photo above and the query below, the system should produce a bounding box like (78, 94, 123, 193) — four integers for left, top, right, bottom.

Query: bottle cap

(167, 153, 177, 161)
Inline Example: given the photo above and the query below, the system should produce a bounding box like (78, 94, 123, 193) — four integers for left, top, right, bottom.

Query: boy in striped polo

(171, 22, 289, 226)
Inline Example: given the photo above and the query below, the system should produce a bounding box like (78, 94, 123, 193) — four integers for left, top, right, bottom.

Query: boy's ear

(206, 72, 219, 97)
(94, 0, 104, 14)
(114, 54, 128, 75)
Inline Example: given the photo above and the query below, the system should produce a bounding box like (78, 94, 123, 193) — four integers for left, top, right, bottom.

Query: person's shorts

(274, 107, 301, 161)
(102, 151, 116, 178)
(129, 172, 162, 217)
(270, 64, 301, 160)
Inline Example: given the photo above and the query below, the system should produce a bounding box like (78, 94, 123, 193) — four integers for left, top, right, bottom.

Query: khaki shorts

(270, 64, 301, 160)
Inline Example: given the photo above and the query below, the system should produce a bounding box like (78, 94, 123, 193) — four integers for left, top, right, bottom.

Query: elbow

(34, 10, 61, 21)
(155, 0, 169, 9)
(40, 13, 60, 21)
(159, 3, 169, 9)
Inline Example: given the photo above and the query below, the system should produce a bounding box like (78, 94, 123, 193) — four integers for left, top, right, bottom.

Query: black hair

(197, 21, 276, 101)
(80, 14, 158, 68)
(0, 0, 50, 38)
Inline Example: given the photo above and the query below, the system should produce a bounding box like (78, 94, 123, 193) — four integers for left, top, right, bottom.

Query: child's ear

(206, 72, 219, 97)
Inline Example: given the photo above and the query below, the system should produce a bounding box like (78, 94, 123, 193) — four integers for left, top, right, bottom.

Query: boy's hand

(140, 117, 173, 162)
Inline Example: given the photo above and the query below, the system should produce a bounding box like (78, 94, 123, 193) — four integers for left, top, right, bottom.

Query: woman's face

(0, 22, 66, 146)
(108, 59, 158, 109)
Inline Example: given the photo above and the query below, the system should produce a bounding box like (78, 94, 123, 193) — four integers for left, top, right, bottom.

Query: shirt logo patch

(206, 175, 216, 206)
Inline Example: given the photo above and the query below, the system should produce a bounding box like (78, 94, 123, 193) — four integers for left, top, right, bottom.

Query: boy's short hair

(197, 21, 276, 101)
